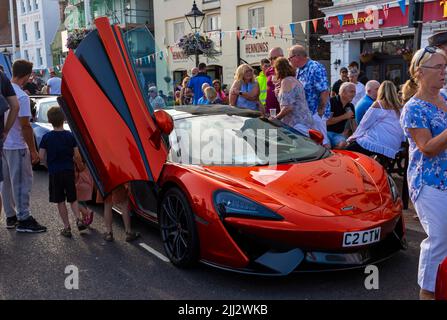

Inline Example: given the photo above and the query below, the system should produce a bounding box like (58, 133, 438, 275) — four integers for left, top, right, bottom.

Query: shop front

(321, 0, 447, 86)
(361, 36, 414, 87)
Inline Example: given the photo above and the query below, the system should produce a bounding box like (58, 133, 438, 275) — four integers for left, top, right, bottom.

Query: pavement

(0, 170, 426, 300)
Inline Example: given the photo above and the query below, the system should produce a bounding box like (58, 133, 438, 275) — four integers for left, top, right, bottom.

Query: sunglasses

(416, 46, 437, 67)
(288, 55, 298, 61)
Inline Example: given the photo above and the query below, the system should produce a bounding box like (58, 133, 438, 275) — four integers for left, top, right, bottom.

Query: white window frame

(34, 21, 41, 40)
(173, 21, 185, 43)
(22, 24, 28, 42)
(206, 14, 221, 32)
(20, 0, 26, 13)
(24, 49, 29, 61)
(34, 0, 39, 10)
(26, 0, 32, 12)
(36, 48, 43, 66)
(248, 6, 265, 29)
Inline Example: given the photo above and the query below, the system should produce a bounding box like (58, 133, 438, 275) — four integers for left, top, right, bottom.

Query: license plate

(343, 227, 381, 247)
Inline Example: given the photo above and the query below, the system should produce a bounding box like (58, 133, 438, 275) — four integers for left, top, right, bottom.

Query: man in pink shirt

(265, 47, 284, 115)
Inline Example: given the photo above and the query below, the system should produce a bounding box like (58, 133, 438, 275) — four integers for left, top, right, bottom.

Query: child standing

(39, 106, 87, 237)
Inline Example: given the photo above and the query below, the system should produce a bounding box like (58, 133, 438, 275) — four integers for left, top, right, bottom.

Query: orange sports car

(59, 18, 407, 275)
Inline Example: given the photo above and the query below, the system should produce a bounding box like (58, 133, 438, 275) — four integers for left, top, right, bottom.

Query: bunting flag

(251, 28, 257, 38)
(236, 30, 241, 40)
(220, 31, 225, 40)
(312, 19, 318, 32)
(398, 0, 406, 16)
(300, 21, 307, 34)
(169, 46, 174, 54)
(352, 11, 359, 25)
(337, 14, 344, 27)
(159, 51, 164, 60)
(290, 23, 296, 37)
(270, 26, 275, 37)
(279, 25, 284, 38)
(323, 17, 330, 29)
(262, 28, 267, 39)
(382, 3, 390, 19)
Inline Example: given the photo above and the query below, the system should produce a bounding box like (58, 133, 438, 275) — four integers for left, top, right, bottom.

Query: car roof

(164, 105, 262, 121)
(31, 96, 58, 105)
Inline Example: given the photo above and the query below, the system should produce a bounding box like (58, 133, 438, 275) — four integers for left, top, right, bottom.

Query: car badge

(341, 206, 355, 211)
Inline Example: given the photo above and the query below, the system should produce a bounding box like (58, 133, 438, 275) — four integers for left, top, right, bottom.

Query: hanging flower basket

(402, 52, 414, 63)
(177, 33, 219, 59)
(397, 48, 413, 63)
(360, 53, 374, 64)
(66, 29, 91, 50)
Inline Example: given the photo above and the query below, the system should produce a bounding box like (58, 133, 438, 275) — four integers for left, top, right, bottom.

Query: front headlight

(387, 175, 400, 202)
(213, 190, 283, 220)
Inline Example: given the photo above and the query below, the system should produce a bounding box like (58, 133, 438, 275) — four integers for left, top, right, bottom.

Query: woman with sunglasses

(401, 46, 447, 300)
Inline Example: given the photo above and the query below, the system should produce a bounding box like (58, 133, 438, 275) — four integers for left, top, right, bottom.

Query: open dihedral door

(59, 17, 169, 197)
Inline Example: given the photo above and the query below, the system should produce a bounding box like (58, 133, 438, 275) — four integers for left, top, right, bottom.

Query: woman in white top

(346, 80, 405, 159)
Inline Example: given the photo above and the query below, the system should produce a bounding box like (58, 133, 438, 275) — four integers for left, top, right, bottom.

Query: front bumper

(202, 214, 406, 276)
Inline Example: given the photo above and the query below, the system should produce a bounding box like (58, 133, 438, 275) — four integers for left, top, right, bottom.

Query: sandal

(83, 210, 94, 226)
(125, 231, 141, 242)
(76, 219, 88, 231)
(103, 232, 114, 242)
(60, 227, 72, 238)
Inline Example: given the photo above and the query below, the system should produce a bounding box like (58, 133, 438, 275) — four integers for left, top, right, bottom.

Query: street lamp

(185, 1, 205, 67)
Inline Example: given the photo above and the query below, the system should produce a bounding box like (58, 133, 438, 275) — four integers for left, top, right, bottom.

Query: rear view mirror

(154, 109, 174, 135)
(309, 129, 324, 145)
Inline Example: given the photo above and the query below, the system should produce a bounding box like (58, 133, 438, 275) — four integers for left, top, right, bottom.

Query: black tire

(159, 188, 199, 268)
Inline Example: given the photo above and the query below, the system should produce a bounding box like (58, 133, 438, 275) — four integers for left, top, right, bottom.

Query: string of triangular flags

(134, 0, 408, 64)
(36, 64, 63, 76)
(134, 48, 169, 66)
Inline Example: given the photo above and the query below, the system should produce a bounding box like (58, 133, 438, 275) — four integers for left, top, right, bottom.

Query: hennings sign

(245, 42, 269, 55)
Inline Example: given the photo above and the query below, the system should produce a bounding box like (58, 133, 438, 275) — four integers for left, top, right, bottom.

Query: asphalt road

(0, 170, 425, 300)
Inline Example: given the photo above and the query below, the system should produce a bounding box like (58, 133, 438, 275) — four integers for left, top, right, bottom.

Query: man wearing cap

(331, 67, 349, 97)
(428, 31, 447, 53)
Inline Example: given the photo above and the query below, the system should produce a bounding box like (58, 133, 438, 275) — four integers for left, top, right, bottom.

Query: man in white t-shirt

(46, 70, 62, 95)
(348, 67, 366, 106)
(2, 59, 46, 233)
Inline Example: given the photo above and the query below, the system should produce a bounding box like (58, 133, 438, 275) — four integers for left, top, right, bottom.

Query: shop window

(365, 38, 414, 56)
(385, 64, 403, 87)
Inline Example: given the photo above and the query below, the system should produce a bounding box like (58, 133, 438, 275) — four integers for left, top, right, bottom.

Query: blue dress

(400, 95, 447, 202)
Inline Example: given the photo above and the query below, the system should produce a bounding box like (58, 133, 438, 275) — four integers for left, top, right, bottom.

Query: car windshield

(123, 26, 175, 113)
(37, 100, 59, 123)
(169, 114, 329, 166)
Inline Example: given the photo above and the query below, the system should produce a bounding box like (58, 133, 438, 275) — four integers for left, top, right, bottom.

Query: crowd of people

(165, 39, 447, 300)
(2, 31, 447, 299)
(0, 60, 140, 242)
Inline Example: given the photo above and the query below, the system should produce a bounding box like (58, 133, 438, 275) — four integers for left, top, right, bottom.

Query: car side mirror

(309, 129, 324, 145)
(154, 109, 174, 135)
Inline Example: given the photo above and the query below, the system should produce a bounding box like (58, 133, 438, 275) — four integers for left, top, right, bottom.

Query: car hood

(199, 153, 384, 217)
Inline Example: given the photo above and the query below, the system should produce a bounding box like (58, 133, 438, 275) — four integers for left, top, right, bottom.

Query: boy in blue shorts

(39, 106, 87, 237)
